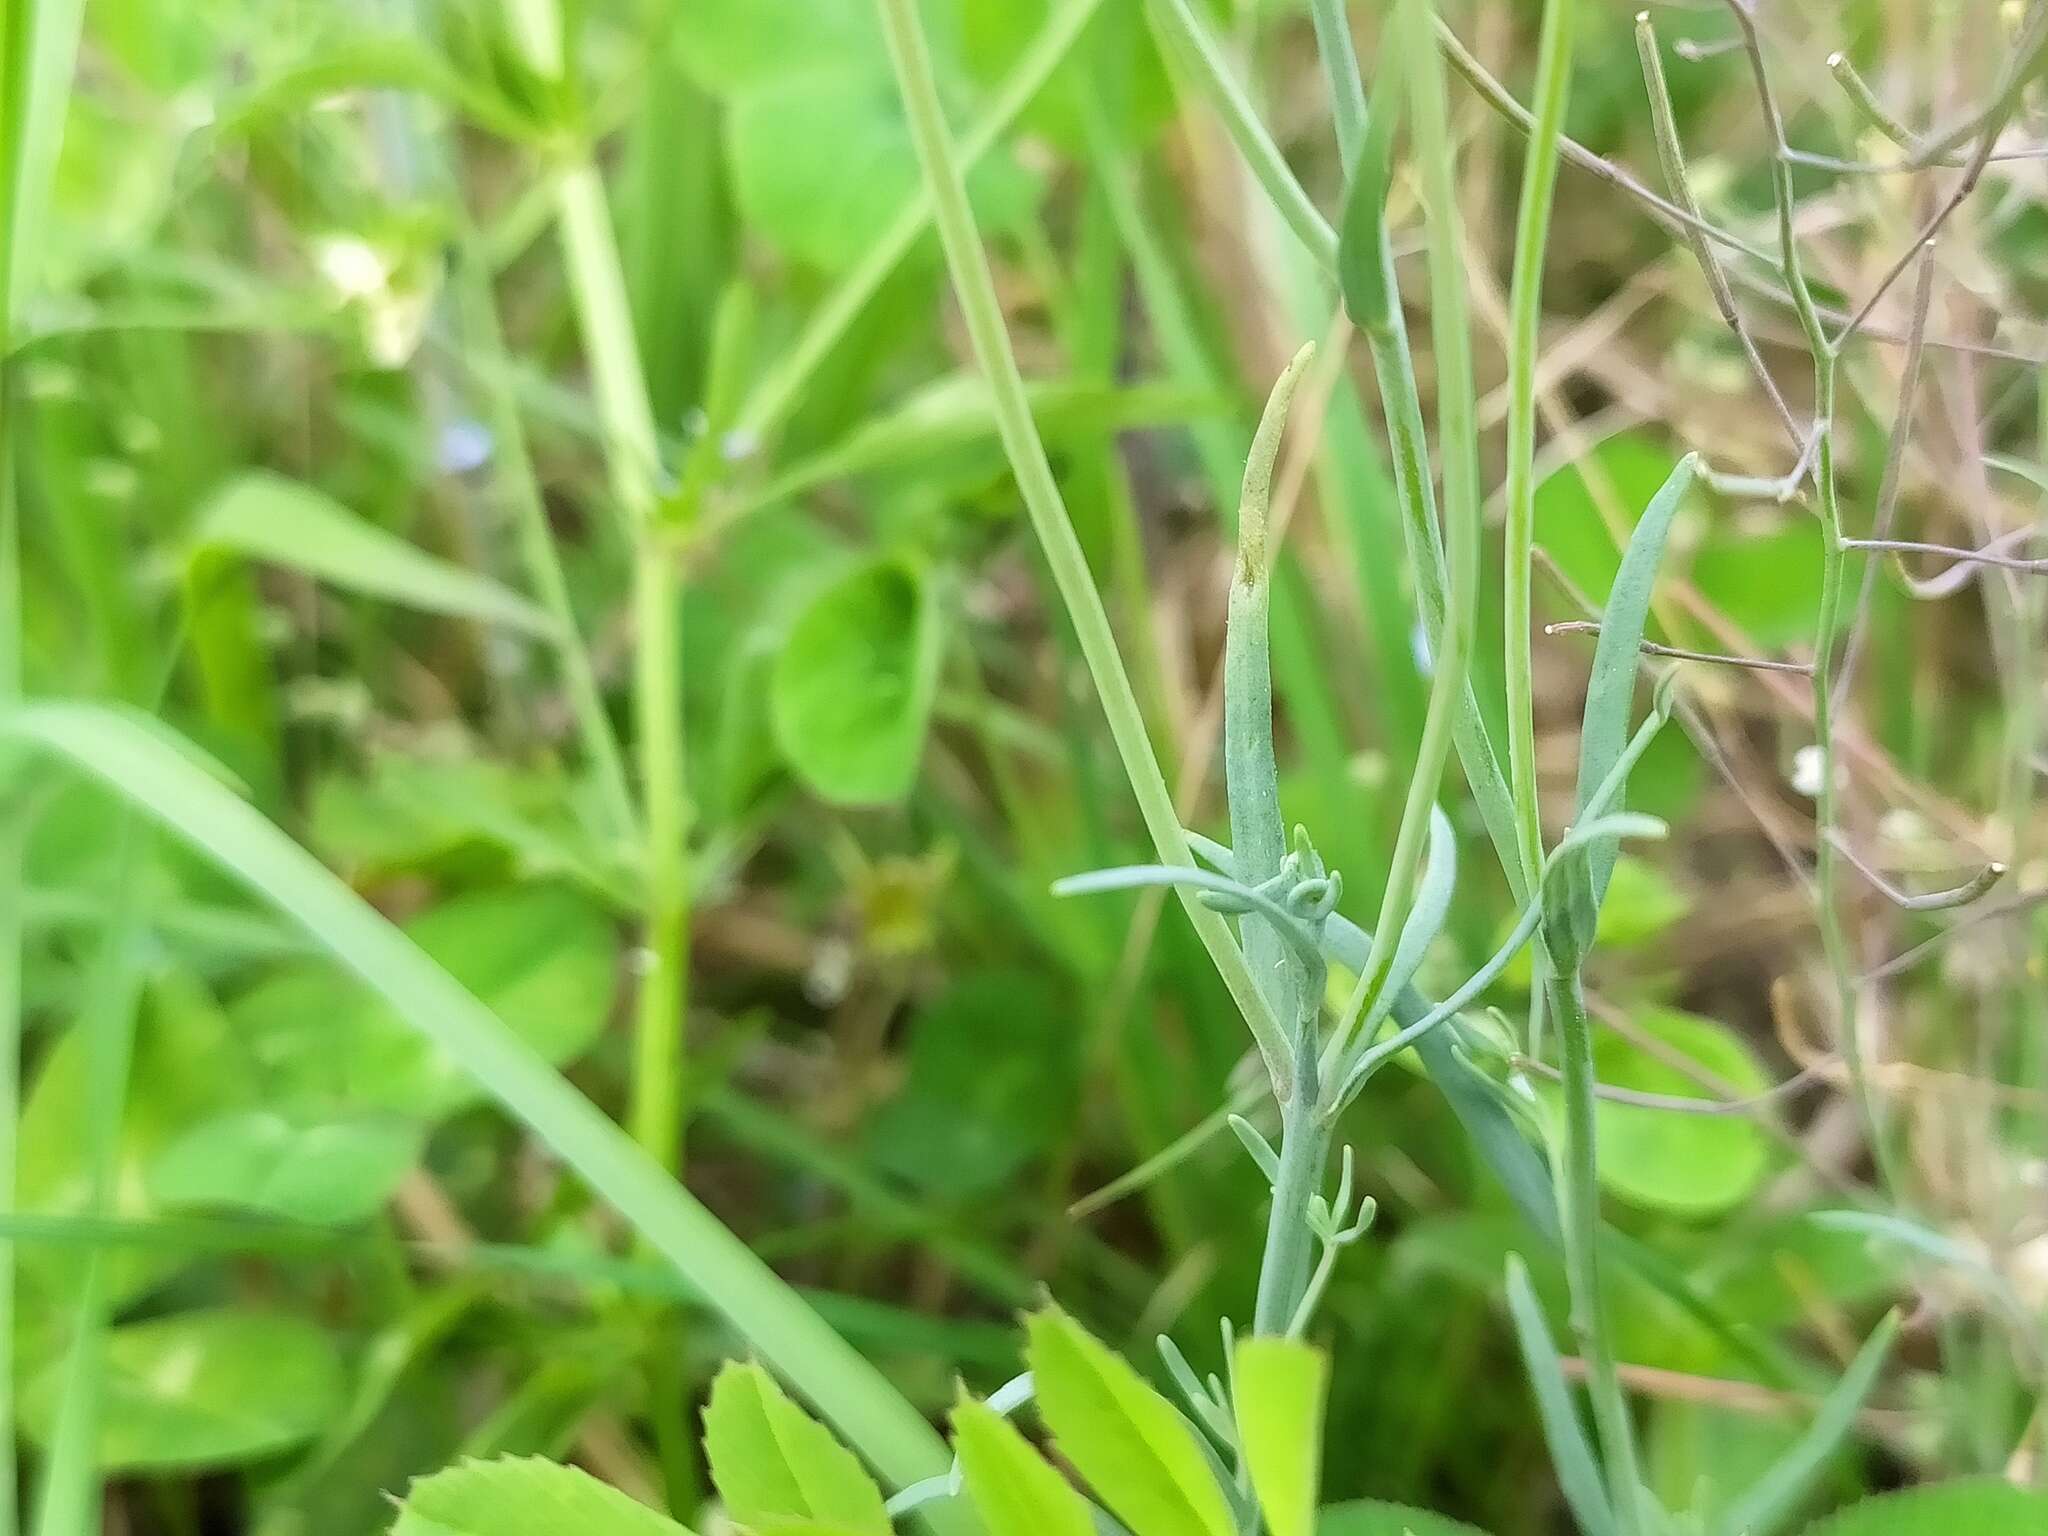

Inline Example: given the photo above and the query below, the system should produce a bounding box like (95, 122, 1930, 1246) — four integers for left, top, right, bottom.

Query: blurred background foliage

(3, 0, 2046, 1531)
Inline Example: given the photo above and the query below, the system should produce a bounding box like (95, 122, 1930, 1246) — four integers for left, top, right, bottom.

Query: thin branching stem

(1708, 0, 1901, 1198)
(1545, 622, 1814, 675)
(1844, 535, 2048, 575)
(1832, 2, 2048, 351)
(1636, 12, 1800, 444)
(1825, 831, 2006, 913)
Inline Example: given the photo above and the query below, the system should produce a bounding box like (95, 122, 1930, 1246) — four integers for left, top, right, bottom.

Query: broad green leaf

(952, 1397, 1094, 1536)
(308, 750, 620, 891)
(1319, 1501, 1492, 1535)
(703, 1361, 891, 1536)
(960, 0, 1170, 149)
(1234, 1337, 1328, 1536)
(391, 1455, 694, 1536)
(1584, 1008, 1772, 1217)
(0, 702, 964, 1515)
(675, 3, 1035, 271)
(1797, 1479, 2048, 1536)
(234, 881, 618, 1119)
(1689, 519, 1836, 650)
(1027, 1306, 1235, 1536)
(17, 978, 259, 1314)
(673, 0, 883, 83)
(771, 556, 943, 805)
(864, 970, 1073, 1196)
(1700, 1212, 1901, 1327)
(19, 1309, 344, 1471)
(189, 471, 554, 637)
(1568, 452, 1697, 953)
(147, 1107, 422, 1225)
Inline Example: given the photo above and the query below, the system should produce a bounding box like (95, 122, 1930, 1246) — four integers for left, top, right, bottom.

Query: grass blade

(0, 702, 965, 1524)
(1714, 1311, 1900, 1536)
(871, 0, 1288, 1093)
(188, 472, 559, 638)
(1504, 1256, 1618, 1536)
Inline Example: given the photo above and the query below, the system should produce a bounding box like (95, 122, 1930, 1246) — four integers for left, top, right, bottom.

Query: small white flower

(315, 237, 391, 300)
(1791, 743, 1826, 798)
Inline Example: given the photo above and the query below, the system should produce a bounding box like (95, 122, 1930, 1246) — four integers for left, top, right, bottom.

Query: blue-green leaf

(1567, 452, 1697, 952)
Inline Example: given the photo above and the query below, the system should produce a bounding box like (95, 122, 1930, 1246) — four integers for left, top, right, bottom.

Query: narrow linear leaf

(1334, 0, 1414, 328)
(1715, 1312, 1900, 1536)
(1370, 805, 1457, 1037)
(1234, 1336, 1329, 1536)
(952, 1396, 1094, 1536)
(189, 471, 556, 637)
(703, 1361, 891, 1536)
(1568, 451, 1698, 946)
(1314, 904, 1557, 1242)
(1504, 1257, 1618, 1536)
(1027, 1306, 1236, 1536)
(391, 1455, 694, 1536)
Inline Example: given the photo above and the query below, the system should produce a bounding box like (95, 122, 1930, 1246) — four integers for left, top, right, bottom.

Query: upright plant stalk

(1224, 347, 1333, 1337)
(1316, 0, 1528, 896)
(1717, 0, 1895, 1197)
(1501, 0, 1575, 899)
(1503, 0, 1641, 1520)
(1353, 5, 1482, 1020)
(873, 0, 1291, 1098)
(1545, 971, 1640, 1532)
(504, 0, 688, 1177)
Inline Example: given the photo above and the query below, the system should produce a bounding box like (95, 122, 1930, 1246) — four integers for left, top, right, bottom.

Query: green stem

(1252, 1088, 1331, 1336)
(1808, 361, 1899, 1193)
(1548, 970, 1642, 1535)
(453, 242, 639, 843)
(1225, 350, 1333, 1336)
(1502, 0, 1575, 894)
(873, 0, 1291, 1096)
(506, 0, 690, 1177)
(1344, 0, 1482, 1039)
